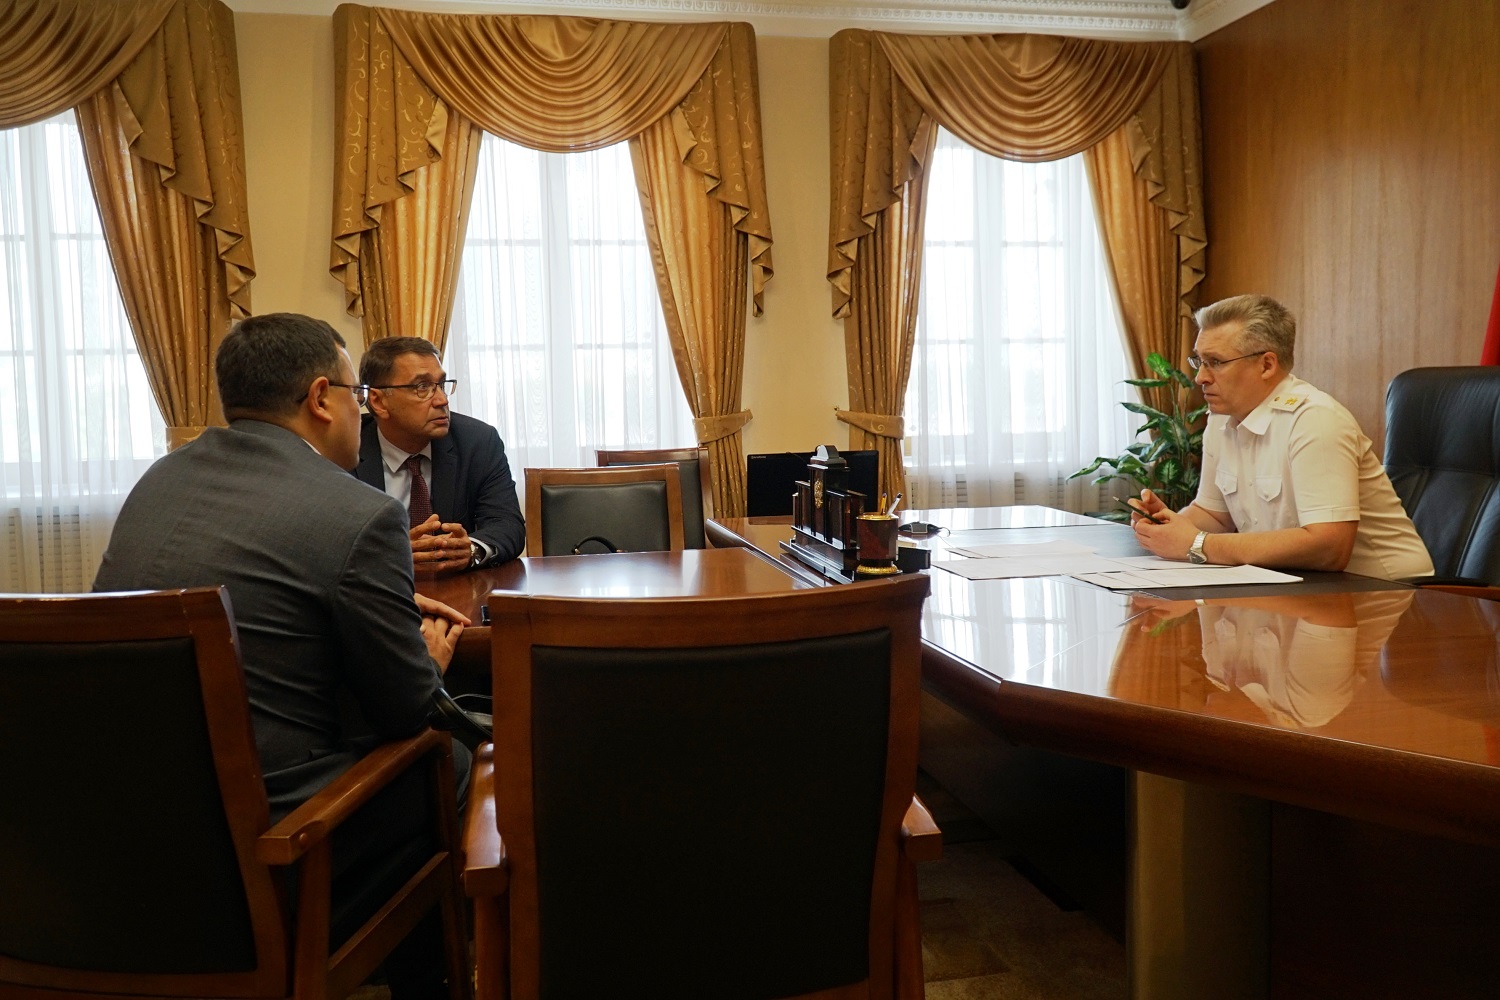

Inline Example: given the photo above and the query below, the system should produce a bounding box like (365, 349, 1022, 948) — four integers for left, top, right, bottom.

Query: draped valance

(828, 29, 1204, 321)
(0, 0, 254, 318)
(0, 0, 255, 447)
(331, 5, 773, 317)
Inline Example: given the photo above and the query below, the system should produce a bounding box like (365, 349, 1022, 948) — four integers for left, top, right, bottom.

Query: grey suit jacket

(94, 420, 443, 817)
(355, 411, 525, 566)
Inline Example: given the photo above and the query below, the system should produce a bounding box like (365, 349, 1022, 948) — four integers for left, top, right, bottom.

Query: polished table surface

(422, 509, 1500, 846)
(709, 507, 1500, 848)
(418, 545, 816, 682)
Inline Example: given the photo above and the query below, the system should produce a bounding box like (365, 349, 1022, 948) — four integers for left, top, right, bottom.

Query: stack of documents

(931, 541, 1302, 588)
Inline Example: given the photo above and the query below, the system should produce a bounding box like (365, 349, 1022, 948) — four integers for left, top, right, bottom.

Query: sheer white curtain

(0, 111, 164, 592)
(446, 134, 695, 495)
(906, 128, 1135, 514)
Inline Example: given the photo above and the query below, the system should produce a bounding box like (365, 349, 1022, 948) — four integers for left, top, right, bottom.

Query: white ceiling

(226, 0, 1276, 41)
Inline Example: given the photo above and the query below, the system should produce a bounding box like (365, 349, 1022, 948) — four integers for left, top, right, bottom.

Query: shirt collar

(1234, 374, 1298, 436)
(377, 427, 431, 474)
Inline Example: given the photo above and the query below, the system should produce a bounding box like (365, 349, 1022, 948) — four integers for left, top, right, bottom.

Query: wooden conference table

(419, 507, 1500, 999)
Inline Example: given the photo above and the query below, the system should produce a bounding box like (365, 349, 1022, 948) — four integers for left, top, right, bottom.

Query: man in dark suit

(94, 313, 467, 1000)
(355, 337, 525, 571)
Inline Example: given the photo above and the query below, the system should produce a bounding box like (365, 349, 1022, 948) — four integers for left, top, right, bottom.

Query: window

(446, 135, 694, 486)
(0, 111, 164, 591)
(905, 128, 1135, 514)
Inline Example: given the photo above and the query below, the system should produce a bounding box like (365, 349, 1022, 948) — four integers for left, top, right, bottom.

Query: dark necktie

(405, 455, 433, 527)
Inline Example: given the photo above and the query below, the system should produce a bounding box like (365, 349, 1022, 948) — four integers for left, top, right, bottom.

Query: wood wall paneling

(1195, 0, 1500, 448)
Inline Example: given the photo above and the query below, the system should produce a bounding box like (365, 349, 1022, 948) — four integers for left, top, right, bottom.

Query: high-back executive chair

(1385, 366, 1500, 593)
(595, 446, 714, 548)
(0, 587, 470, 1000)
(523, 463, 684, 555)
(463, 574, 940, 1000)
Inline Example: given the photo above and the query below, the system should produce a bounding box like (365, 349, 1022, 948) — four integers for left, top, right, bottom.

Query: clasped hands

(410, 513, 474, 574)
(1127, 488, 1202, 562)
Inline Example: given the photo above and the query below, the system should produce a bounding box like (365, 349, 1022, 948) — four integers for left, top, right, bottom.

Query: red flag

(1482, 261, 1500, 365)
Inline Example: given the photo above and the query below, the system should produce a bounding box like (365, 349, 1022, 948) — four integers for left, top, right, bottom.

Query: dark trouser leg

(329, 740, 473, 1000)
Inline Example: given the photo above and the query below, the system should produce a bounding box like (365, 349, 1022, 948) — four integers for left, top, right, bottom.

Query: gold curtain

(0, 0, 173, 126)
(1085, 46, 1207, 414)
(357, 106, 483, 353)
(332, 6, 773, 516)
(1, 0, 254, 449)
(839, 121, 938, 508)
(632, 119, 751, 519)
(828, 30, 1206, 497)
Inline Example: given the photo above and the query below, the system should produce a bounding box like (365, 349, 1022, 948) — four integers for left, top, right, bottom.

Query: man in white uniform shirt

(1131, 294, 1432, 581)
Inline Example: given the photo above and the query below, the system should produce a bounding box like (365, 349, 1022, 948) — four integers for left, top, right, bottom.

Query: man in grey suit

(94, 313, 467, 1000)
(354, 336, 525, 571)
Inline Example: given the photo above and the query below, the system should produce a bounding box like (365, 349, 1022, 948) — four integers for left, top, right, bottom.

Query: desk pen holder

(855, 513, 900, 576)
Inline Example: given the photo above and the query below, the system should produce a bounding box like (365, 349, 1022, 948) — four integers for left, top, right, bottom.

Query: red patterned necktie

(405, 455, 433, 527)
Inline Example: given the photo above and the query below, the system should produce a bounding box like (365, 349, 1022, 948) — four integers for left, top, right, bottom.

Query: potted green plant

(1071, 352, 1207, 522)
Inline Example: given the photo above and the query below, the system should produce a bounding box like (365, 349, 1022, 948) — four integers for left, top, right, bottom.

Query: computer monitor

(745, 450, 880, 517)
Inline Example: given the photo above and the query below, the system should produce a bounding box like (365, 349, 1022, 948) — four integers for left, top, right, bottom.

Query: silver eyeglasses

(1186, 352, 1266, 373)
(370, 379, 458, 401)
(326, 382, 369, 406)
(299, 381, 369, 406)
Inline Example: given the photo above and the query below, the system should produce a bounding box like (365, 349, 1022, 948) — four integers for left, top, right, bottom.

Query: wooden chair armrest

(256, 728, 451, 865)
(462, 744, 508, 898)
(901, 794, 942, 863)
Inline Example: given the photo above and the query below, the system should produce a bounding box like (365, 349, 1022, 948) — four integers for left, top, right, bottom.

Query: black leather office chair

(0, 588, 470, 1000)
(464, 575, 940, 1000)
(595, 446, 714, 548)
(1385, 366, 1500, 588)
(523, 464, 685, 556)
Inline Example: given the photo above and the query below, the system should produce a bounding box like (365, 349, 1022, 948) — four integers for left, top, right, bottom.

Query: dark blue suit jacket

(354, 411, 526, 566)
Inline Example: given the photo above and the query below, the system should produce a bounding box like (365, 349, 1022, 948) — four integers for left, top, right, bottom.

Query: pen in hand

(1114, 494, 1165, 524)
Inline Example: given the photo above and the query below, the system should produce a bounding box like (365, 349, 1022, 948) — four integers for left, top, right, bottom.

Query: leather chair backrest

(1385, 366, 1500, 583)
(596, 449, 711, 548)
(488, 574, 930, 1000)
(0, 634, 259, 976)
(529, 630, 891, 996)
(538, 480, 671, 555)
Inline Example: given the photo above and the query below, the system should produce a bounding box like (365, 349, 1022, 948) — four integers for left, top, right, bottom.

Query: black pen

(1114, 494, 1165, 525)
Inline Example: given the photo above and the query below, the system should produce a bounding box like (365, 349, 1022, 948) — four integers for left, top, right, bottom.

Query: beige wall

(235, 13, 848, 455)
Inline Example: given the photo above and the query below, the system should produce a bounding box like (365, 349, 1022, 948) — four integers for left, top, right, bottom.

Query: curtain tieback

(694, 410, 753, 445)
(835, 409, 904, 439)
(167, 425, 209, 451)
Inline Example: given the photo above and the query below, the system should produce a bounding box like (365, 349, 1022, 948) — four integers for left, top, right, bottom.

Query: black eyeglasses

(1186, 352, 1266, 373)
(369, 379, 458, 401)
(298, 381, 369, 406)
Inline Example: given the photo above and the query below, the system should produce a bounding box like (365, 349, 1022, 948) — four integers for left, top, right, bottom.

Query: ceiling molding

(226, 0, 1276, 41)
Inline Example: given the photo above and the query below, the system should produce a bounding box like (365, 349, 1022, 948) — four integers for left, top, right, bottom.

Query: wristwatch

(468, 539, 484, 569)
(1187, 531, 1209, 565)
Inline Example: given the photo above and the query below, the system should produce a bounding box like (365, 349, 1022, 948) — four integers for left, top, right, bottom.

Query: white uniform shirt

(1197, 590, 1412, 729)
(1194, 374, 1433, 581)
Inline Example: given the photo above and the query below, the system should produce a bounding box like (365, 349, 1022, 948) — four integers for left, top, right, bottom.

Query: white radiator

(907, 472, 1101, 514)
(3, 504, 113, 593)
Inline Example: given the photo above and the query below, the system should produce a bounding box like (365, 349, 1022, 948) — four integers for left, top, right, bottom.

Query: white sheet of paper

(1071, 565, 1304, 590)
(944, 541, 1097, 559)
(934, 553, 1133, 580)
(1104, 555, 1189, 569)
